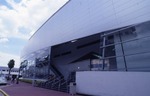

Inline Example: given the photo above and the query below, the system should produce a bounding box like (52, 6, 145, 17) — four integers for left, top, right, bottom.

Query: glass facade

(20, 47, 51, 79)
(20, 56, 35, 78)
(102, 21, 150, 72)
(20, 21, 150, 80)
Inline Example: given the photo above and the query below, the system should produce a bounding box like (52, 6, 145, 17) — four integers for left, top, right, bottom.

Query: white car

(0, 76, 7, 85)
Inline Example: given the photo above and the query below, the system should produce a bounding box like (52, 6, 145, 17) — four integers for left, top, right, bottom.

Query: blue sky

(0, 0, 68, 68)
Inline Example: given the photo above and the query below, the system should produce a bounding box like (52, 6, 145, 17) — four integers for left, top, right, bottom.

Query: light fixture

(71, 39, 77, 43)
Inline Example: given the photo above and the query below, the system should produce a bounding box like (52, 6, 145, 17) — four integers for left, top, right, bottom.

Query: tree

(7, 59, 15, 80)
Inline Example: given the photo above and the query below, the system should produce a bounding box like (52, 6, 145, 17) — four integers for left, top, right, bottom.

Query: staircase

(68, 72, 76, 82)
(36, 76, 69, 92)
(49, 64, 63, 77)
(36, 72, 76, 93)
(35, 57, 76, 93)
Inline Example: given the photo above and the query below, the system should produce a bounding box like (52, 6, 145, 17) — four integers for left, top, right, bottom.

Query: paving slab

(0, 82, 78, 96)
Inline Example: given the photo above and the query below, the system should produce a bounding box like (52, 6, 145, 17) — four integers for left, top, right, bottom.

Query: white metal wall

(76, 71, 150, 96)
(21, 0, 150, 57)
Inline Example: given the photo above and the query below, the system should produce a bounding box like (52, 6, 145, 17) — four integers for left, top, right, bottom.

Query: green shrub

(19, 79, 32, 84)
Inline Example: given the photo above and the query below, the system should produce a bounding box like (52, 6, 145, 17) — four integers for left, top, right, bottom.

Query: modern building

(0, 66, 19, 76)
(20, 0, 150, 96)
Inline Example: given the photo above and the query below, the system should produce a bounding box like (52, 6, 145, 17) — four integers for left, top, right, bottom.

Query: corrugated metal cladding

(21, 0, 150, 57)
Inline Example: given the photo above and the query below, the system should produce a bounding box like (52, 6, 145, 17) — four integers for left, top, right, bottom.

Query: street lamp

(16, 66, 21, 84)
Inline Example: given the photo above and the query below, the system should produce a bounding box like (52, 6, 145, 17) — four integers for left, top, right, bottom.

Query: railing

(35, 76, 69, 92)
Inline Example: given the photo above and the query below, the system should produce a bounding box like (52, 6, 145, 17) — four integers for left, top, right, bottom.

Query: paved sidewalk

(0, 82, 77, 96)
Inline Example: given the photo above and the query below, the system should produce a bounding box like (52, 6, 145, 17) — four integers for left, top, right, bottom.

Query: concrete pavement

(0, 81, 78, 96)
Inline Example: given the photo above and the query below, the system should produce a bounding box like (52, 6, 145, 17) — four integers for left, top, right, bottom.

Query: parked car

(0, 76, 7, 85)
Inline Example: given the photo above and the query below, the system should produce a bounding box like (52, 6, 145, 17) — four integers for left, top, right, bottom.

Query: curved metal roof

(21, 0, 150, 57)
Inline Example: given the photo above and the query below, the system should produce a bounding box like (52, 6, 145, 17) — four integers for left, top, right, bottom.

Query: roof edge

(29, 0, 71, 40)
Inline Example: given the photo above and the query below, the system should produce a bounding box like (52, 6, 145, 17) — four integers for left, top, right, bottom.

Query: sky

(0, 0, 68, 68)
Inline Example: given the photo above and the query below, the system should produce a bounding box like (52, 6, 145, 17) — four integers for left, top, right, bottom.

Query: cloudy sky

(0, 0, 68, 68)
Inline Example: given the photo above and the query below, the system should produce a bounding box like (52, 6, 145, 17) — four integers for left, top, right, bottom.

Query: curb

(0, 89, 9, 96)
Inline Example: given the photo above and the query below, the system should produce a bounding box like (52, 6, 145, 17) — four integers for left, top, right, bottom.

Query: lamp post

(32, 59, 36, 86)
(16, 66, 21, 84)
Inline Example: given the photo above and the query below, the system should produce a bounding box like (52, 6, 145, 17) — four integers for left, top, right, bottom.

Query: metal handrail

(52, 77, 64, 85)
(101, 25, 134, 37)
(101, 50, 150, 60)
(60, 80, 67, 86)
(100, 34, 150, 49)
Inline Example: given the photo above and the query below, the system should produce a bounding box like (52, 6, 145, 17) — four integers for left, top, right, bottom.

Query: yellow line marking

(0, 89, 9, 96)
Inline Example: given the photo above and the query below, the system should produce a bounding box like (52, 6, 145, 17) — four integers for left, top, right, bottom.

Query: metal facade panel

(21, 0, 150, 57)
